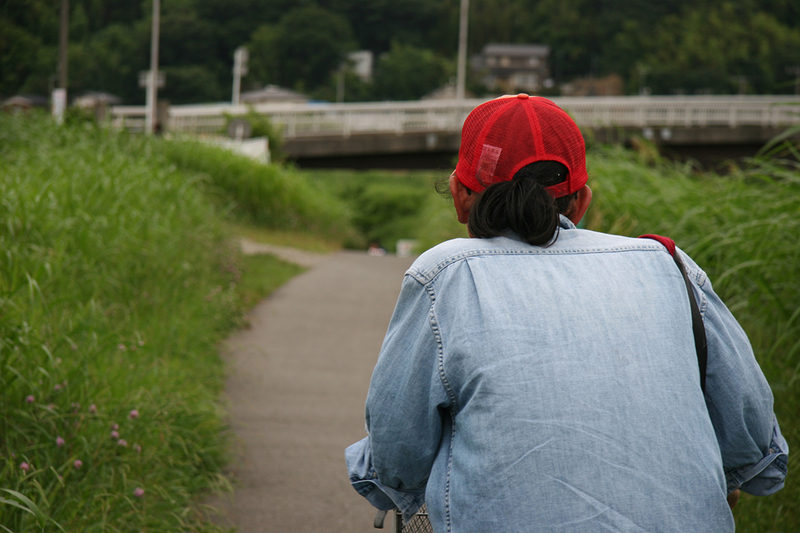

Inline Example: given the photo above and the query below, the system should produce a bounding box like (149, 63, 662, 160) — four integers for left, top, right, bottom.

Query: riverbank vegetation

(1, 113, 797, 531)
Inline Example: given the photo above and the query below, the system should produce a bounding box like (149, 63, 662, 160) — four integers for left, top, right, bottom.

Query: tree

(67, 23, 147, 103)
(372, 42, 453, 101)
(640, 3, 800, 94)
(247, 5, 356, 92)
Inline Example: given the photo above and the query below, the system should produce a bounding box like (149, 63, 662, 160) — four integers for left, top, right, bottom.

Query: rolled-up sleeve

(346, 273, 450, 520)
(681, 251, 789, 495)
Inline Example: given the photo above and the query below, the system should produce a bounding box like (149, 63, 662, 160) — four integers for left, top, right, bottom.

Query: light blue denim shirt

(346, 216, 787, 533)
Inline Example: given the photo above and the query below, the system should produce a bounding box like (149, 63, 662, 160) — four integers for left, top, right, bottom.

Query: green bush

(302, 169, 466, 252)
(223, 108, 286, 161)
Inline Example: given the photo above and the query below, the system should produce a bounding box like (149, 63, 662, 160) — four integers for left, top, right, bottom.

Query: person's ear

(449, 172, 476, 224)
(567, 185, 592, 225)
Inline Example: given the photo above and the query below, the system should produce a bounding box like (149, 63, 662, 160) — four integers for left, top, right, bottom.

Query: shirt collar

(559, 214, 577, 230)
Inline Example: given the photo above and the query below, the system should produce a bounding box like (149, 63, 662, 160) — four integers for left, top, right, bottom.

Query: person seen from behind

(346, 94, 788, 532)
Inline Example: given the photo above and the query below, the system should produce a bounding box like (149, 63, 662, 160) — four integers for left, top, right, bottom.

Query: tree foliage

(247, 5, 356, 93)
(2, 0, 800, 103)
(641, 3, 800, 94)
(373, 43, 453, 101)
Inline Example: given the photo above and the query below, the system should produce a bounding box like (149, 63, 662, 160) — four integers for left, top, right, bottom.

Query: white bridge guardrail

(111, 96, 800, 138)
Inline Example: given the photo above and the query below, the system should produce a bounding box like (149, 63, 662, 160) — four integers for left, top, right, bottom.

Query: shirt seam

(425, 282, 457, 532)
(408, 245, 679, 285)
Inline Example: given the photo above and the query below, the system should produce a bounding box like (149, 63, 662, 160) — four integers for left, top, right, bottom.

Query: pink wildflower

(133, 443, 142, 453)
(111, 430, 120, 439)
(89, 404, 97, 414)
(117, 343, 127, 351)
(133, 487, 145, 498)
(111, 423, 119, 430)
(129, 409, 139, 420)
(74, 459, 83, 469)
(25, 395, 34, 404)
(56, 436, 65, 447)
(54, 384, 61, 391)
(20, 462, 30, 472)
(117, 439, 128, 447)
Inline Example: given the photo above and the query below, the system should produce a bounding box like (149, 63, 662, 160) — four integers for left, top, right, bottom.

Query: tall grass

(0, 113, 256, 532)
(302, 169, 467, 252)
(156, 137, 353, 239)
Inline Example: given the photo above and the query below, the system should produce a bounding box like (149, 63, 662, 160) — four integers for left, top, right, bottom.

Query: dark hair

(467, 161, 578, 246)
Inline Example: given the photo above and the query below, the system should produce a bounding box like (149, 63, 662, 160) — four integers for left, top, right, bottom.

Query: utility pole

(456, 0, 469, 100)
(232, 46, 248, 106)
(145, 0, 161, 134)
(786, 66, 800, 95)
(53, 0, 69, 123)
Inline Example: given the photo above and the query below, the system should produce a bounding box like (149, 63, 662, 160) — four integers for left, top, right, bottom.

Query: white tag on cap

(476, 144, 502, 187)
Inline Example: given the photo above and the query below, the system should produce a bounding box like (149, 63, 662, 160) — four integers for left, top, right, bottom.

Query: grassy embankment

(0, 113, 347, 532)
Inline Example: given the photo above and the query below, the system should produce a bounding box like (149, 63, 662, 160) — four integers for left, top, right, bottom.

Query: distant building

(472, 44, 551, 94)
(74, 91, 122, 121)
(240, 85, 309, 104)
(2, 94, 49, 111)
(348, 51, 373, 82)
(74, 91, 122, 108)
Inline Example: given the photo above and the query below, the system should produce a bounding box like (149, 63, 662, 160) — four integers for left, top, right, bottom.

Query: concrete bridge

(111, 96, 800, 162)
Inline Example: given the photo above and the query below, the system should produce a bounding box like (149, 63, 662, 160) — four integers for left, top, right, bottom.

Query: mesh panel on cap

(456, 96, 587, 197)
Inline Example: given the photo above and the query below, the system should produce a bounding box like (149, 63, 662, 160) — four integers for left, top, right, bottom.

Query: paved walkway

(210, 243, 416, 532)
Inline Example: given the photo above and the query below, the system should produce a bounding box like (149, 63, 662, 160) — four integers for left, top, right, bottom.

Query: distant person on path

(346, 94, 787, 532)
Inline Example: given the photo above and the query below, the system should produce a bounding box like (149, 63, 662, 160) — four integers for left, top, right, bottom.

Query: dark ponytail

(467, 161, 577, 246)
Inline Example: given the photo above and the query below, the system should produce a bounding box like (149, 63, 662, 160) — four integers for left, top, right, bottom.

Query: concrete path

(210, 244, 416, 532)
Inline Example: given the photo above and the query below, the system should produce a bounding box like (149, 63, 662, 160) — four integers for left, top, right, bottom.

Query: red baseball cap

(455, 94, 588, 198)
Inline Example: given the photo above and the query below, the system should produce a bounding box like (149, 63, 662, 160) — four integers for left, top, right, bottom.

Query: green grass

(223, 221, 341, 254)
(236, 254, 305, 310)
(156, 137, 353, 240)
(300, 168, 468, 252)
(0, 113, 317, 532)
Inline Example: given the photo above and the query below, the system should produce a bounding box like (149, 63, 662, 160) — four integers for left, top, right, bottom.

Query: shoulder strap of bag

(639, 234, 708, 393)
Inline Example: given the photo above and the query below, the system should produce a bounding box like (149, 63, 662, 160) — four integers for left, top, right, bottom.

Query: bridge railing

(111, 96, 800, 137)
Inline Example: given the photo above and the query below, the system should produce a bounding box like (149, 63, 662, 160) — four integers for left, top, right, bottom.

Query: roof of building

(74, 91, 123, 107)
(241, 85, 309, 104)
(2, 94, 49, 108)
(481, 43, 551, 57)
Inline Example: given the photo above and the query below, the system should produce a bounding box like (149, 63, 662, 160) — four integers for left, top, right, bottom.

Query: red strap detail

(639, 234, 676, 257)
